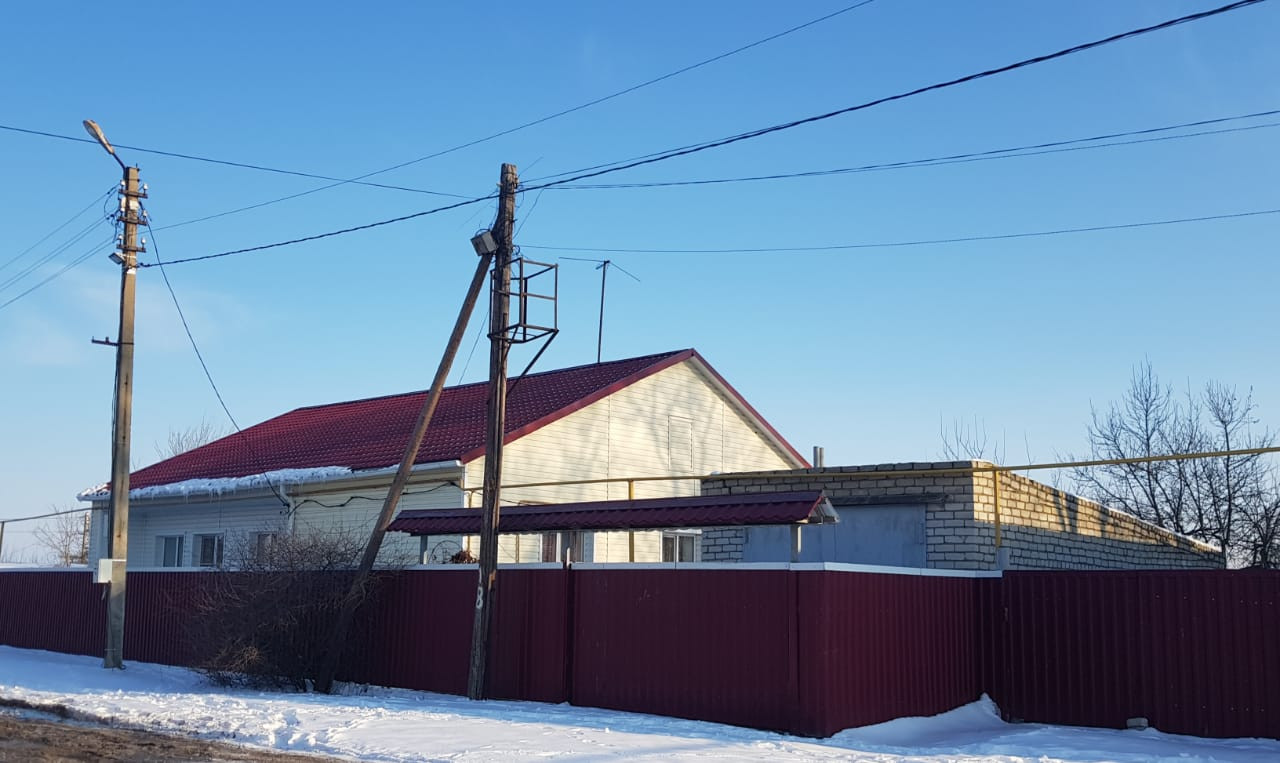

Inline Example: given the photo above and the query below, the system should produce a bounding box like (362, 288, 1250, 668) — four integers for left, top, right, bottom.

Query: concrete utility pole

(467, 163, 518, 700)
(83, 119, 144, 670)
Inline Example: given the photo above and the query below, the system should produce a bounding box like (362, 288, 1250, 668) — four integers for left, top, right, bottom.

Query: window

(542, 531, 586, 563)
(255, 532, 277, 563)
(662, 531, 699, 563)
(155, 536, 184, 567)
(540, 533, 558, 563)
(194, 534, 224, 567)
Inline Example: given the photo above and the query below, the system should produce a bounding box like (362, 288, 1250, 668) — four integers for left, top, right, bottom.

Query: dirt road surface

(0, 710, 343, 763)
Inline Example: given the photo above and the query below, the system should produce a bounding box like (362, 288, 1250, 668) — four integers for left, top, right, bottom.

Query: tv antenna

(562, 257, 641, 363)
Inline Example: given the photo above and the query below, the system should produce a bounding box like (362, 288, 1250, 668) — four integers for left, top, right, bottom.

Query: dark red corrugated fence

(996, 570, 1280, 739)
(0, 566, 1275, 740)
(571, 568, 800, 731)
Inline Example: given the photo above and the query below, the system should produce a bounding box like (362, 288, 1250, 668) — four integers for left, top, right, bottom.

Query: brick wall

(701, 462, 1223, 570)
(976, 469, 1222, 570)
(701, 527, 746, 561)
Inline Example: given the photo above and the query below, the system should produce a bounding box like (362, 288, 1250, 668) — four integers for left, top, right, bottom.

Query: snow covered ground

(0, 645, 1275, 762)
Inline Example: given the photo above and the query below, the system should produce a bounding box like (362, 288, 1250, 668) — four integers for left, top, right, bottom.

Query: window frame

(254, 532, 277, 563)
(661, 530, 701, 563)
(193, 533, 224, 568)
(155, 535, 184, 568)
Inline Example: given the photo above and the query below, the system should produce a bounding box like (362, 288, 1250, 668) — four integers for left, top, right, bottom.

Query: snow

(76, 460, 463, 502)
(1, 646, 1276, 762)
(76, 467, 356, 502)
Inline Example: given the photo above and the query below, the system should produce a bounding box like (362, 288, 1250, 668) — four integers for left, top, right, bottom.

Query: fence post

(627, 480, 636, 562)
(561, 562, 576, 705)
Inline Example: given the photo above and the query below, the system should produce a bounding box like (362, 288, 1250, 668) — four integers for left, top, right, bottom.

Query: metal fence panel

(796, 571, 985, 736)
(997, 570, 1280, 739)
(570, 568, 799, 732)
(2, 567, 1277, 740)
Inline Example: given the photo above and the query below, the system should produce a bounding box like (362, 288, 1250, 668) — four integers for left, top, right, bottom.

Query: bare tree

(1073, 362, 1279, 566)
(939, 415, 1006, 463)
(33, 508, 90, 567)
(155, 418, 227, 460)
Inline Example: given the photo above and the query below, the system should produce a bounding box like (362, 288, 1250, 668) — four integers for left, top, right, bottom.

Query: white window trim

(193, 533, 224, 568)
(155, 535, 185, 568)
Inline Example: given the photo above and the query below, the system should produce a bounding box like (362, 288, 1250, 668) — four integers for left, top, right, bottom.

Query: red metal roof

(387, 491, 832, 534)
(128, 350, 694, 491)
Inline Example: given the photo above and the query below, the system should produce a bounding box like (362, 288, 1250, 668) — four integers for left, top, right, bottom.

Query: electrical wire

(145, 218, 242, 431)
(15, 2, 880, 237)
(0, 124, 470, 200)
(547, 113, 1280, 190)
(0, 233, 115, 312)
(144, 216, 292, 508)
(292, 481, 458, 510)
(514, 189, 547, 238)
(519, 0, 1268, 193)
(0, 188, 115, 275)
(144, 0, 1267, 268)
(0, 215, 112, 294)
(521, 207, 1280, 254)
(142, 193, 498, 267)
(346, 0, 882, 178)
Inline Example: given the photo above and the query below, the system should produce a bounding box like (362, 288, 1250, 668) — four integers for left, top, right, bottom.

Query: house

(699, 461, 1224, 570)
(80, 349, 807, 568)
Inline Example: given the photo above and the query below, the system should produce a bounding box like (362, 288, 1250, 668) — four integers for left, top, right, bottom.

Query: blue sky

(1, 1, 1277, 559)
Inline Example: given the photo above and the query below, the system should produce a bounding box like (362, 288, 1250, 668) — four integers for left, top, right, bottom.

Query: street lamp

(84, 118, 142, 670)
(83, 119, 126, 171)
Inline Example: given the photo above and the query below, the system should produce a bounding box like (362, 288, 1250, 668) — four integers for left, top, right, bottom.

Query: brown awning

(388, 490, 836, 535)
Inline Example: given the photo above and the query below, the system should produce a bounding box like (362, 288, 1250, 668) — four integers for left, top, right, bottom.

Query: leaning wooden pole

(468, 163, 518, 700)
(313, 250, 494, 694)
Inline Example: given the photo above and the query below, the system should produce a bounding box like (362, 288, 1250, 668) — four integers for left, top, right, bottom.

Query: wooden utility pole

(312, 249, 494, 694)
(596, 261, 608, 364)
(467, 163, 517, 700)
(104, 164, 144, 669)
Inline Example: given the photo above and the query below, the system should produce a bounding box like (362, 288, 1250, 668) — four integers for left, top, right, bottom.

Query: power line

(0, 188, 115, 275)
(144, 218, 290, 509)
(353, 0, 883, 177)
(547, 112, 1280, 190)
(0, 124, 470, 199)
(43, 2, 880, 236)
(144, 218, 242, 430)
(0, 215, 111, 294)
(521, 207, 1280, 254)
(0, 233, 115, 312)
(143, 193, 498, 267)
(520, 0, 1269, 192)
(146, 0, 1267, 268)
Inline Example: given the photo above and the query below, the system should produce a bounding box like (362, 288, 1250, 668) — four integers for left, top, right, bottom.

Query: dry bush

(187, 530, 397, 690)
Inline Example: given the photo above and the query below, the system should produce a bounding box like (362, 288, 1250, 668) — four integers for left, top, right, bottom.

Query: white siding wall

(122, 494, 291, 568)
(461, 358, 800, 562)
(87, 506, 108, 564)
(98, 475, 464, 569)
(292, 478, 464, 566)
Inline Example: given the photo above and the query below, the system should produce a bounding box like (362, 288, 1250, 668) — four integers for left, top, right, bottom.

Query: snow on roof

(77, 466, 355, 502)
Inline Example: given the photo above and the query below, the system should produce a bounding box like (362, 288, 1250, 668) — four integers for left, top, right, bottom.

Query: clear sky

(1, 1, 1277, 561)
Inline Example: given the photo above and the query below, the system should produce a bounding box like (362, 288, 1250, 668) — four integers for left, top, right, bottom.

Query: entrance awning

(388, 490, 837, 535)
